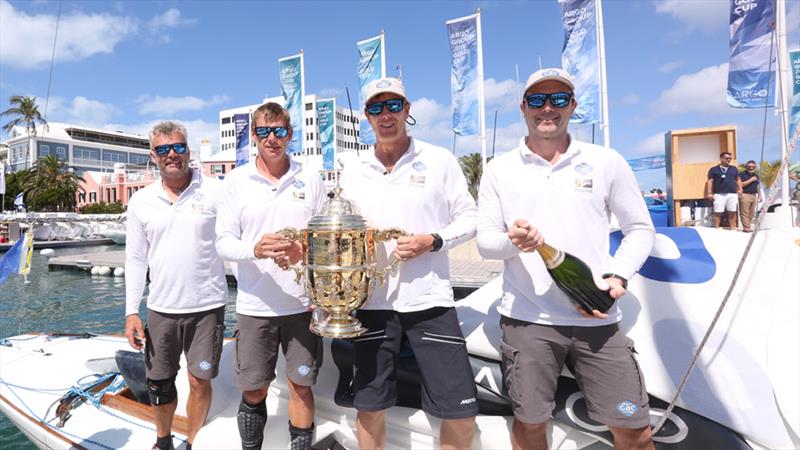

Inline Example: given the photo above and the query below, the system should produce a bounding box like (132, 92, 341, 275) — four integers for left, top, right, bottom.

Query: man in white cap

(339, 77, 479, 450)
(476, 68, 655, 449)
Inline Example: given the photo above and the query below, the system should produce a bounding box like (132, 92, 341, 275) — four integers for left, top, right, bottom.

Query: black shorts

(352, 307, 479, 419)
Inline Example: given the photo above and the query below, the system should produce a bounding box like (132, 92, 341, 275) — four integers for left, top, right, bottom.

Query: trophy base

(310, 315, 367, 339)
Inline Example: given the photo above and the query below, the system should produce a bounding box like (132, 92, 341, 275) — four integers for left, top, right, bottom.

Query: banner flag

(560, 0, 600, 124)
(0, 232, 32, 286)
(726, 0, 775, 108)
(446, 14, 480, 136)
(0, 161, 6, 196)
(317, 99, 336, 171)
(279, 53, 304, 154)
(789, 50, 800, 140)
(234, 113, 250, 167)
(357, 34, 386, 145)
(627, 155, 666, 171)
(14, 192, 24, 208)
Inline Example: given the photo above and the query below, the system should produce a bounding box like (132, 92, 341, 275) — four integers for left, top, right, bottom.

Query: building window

(305, 103, 313, 111)
(130, 154, 150, 166)
(74, 146, 101, 161)
(102, 150, 128, 164)
(222, 117, 231, 124)
(89, 192, 97, 202)
(211, 164, 225, 174)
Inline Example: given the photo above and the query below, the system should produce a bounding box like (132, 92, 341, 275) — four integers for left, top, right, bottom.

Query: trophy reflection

(278, 187, 405, 338)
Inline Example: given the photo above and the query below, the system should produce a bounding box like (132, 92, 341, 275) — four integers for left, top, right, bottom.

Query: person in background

(738, 160, 760, 232)
(706, 152, 742, 230)
(125, 121, 227, 450)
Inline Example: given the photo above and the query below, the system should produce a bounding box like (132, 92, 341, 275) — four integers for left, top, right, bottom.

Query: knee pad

(238, 398, 267, 450)
(147, 376, 177, 406)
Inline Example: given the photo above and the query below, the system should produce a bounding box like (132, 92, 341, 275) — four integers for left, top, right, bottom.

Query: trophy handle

(374, 227, 408, 286)
(276, 227, 306, 284)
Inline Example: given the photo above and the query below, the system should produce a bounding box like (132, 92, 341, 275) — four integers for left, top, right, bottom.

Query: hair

(149, 121, 189, 144)
(720, 152, 732, 158)
(746, 160, 757, 166)
(251, 102, 291, 130)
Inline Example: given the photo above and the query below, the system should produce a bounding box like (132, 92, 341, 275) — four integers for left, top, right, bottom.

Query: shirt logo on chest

(412, 161, 426, 172)
(574, 162, 593, 175)
(409, 174, 426, 187)
(574, 178, 593, 192)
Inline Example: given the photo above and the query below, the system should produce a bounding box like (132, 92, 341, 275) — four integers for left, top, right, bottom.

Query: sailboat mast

(776, 0, 790, 207)
(596, 0, 610, 148)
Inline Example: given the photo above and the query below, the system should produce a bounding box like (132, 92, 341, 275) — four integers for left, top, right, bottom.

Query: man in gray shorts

(125, 121, 228, 450)
(476, 69, 656, 449)
(215, 102, 327, 450)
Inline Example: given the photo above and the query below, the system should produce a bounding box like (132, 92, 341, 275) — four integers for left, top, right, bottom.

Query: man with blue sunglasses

(125, 121, 228, 450)
(477, 68, 655, 450)
(340, 77, 479, 450)
(215, 102, 327, 450)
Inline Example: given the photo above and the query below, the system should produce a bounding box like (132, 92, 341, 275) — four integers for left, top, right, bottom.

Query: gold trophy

(278, 187, 405, 338)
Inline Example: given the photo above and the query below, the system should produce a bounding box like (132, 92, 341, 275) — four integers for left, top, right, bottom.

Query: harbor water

(0, 245, 240, 450)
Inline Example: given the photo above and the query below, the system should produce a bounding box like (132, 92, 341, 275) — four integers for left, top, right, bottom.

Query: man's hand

(254, 233, 294, 260)
(274, 239, 304, 269)
(394, 234, 435, 261)
(574, 276, 625, 320)
(125, 314, 145, 350)
(508, 219, 544, 253)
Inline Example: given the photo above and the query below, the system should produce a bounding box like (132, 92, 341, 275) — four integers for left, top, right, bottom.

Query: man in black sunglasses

(477, 68, 655, 450)
(340, 77, 479, 450)
(215, 102, 327, 450)
(125, 121, 228, 450)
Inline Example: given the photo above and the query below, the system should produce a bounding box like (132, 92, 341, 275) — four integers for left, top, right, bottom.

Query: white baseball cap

(523, 68, 575, 95)
(364, 77, 407, 103)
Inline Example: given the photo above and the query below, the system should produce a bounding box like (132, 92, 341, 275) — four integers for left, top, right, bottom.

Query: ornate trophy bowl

(278, 187, 405, 338)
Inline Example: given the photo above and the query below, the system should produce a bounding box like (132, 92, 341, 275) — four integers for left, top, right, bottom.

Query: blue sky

(1, 0, 798, 191)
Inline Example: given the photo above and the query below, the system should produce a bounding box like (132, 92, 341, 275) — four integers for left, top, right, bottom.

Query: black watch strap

(430, 233, 444, 252)
(602, 273, 628, 289)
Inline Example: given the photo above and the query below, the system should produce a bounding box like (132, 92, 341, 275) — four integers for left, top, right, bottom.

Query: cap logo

(541, 69, 560, 77)
(376, 80, 391, 88)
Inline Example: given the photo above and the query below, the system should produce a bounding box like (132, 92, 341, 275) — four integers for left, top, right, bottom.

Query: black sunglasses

(153, 142, 188, 156)
(254, 126, 289, 138)
(525, 92, 573, 109)
(366, 98, 405, 116)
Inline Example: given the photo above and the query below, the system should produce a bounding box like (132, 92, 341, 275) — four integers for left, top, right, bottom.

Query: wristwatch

(602, 273, 628, 289)
(430, 233, 444, 252)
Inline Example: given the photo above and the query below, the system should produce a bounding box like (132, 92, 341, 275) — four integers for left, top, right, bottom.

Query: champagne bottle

(536, 243, 615, 313)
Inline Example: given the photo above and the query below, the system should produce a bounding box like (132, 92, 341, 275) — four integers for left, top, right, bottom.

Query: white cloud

(659, 61, 684, 73)
(145, 8, 196, 44)
(651, 63, 733, 115)
(136, 94, 229, 115)
(631, 133, 666, 156)
(42, 96, 118, 125)
(0, 0, 138, 69)
(618, 94, 640, 106)
(654, 0, 728, 32)
(100, 119, 219, 153)
(483, 78, 521, 111)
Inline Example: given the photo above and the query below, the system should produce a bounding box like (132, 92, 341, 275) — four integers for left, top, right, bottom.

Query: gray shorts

(144, 306, 225, 381)
(234, 312, 323, 391)
(500, 316, 650, 429)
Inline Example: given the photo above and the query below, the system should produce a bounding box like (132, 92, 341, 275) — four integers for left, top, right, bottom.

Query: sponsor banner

(357, 34, 385, 145)
(626, 155, 666, 171)
(789, 50, 800, 140)
(234, 113, 250, 167)
(279, 53, 304, 154)
(726, 0, 775, 108)
(447, 14, 480, 136)
(317, 99, 335, 171)
(560, 0, 600, 123)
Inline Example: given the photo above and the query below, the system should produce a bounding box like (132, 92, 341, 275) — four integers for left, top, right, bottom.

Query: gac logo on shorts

(459, 397, 476, 406)
(198, 360, 212, 371)
(616, 400, 638, 417)
(298, 364, 312, 376)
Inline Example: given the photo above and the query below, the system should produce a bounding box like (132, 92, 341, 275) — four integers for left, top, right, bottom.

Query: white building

(1, 122, 152, 176)
(219, 94, 370, 184)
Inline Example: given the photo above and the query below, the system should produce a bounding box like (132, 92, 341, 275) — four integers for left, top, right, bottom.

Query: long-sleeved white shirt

(125, 170, 228, 316)
(477, 137, 654, 326)
(215, 158, 326, 317)
(339, 138, 477, 312)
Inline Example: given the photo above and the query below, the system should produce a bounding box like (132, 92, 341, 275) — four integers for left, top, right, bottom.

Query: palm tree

(0, 95, 48, 169)
(459, 152, 483, 200)
(19, 155, 84, 211)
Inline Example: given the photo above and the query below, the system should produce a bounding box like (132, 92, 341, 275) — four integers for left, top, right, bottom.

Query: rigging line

(43, 0, 63, 122)
(758, 26, 776, 167)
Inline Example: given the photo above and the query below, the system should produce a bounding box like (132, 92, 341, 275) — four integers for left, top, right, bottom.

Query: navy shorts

(352, 307, 479, 419)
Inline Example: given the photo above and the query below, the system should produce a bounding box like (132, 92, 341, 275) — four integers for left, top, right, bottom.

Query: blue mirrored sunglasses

(366, 98, 405, 116)
(153, 142, 188, 156)
(254, 126, 289, 138)
(525, 92, 573, 109)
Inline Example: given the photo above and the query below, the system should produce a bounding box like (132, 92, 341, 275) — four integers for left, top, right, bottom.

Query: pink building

(201, 149, 236, 179)
(77, 168, 157, 209)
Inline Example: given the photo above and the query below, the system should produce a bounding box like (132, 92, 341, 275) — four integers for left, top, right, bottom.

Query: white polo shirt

(125, 170, 228, 316)
(477, 137, 654, 326)
(215, 158, 327, 317)
(339, 138, 477, 312)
